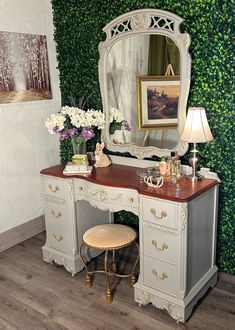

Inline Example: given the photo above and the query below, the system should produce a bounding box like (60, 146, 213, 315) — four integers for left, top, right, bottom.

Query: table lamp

(181, 107, 214, 181)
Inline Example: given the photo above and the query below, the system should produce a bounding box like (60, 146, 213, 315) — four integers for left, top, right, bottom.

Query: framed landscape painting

(0, 31, 52, 104)
(137, 75, 180, 130)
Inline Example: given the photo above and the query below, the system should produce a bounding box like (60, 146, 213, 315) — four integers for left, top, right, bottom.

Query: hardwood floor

(0, 233, 234, 330)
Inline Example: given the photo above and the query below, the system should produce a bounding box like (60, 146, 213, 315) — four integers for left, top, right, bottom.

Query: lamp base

(187, 143, 205, 182)
(185, 173, 204, 181)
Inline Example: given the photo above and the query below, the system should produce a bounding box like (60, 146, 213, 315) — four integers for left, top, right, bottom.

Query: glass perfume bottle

(159, 157, 167, 176)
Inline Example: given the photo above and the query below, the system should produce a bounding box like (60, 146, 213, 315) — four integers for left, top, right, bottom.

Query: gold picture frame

(137, 75, 180, 130)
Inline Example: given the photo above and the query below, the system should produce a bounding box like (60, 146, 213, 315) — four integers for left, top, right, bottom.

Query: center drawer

(74, 179, 138, 212)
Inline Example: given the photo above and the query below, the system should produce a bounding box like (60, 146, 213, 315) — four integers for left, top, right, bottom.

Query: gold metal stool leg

(130, 274, 136, 287)
(130, 241, 139, 287)
(104, 249, 113, 304)
(85, 274, 92, 288)
(112, 249, 117, 274)
(106, 288, 112, 304)
(80, 242, 93, 288)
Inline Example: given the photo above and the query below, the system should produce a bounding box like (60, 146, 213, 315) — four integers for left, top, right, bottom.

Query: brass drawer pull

(78, 186, 83, 191)
(49, 184, 59, 193)
(152, 269, 168, 280)
(51, 210, 62, 218)
(53, 233, 64, 241)
(152, 240, 168, 251)
(129, 197, 134, 203)
(150, 208, 167, 220)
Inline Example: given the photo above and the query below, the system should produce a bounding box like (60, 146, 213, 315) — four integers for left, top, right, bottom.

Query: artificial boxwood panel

(51, 0, 235, 274)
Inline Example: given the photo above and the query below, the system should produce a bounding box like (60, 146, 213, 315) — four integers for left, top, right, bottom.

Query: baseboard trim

(0, 215, 45, 253)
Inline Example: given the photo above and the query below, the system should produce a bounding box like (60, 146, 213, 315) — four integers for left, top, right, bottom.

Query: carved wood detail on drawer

(142, 197, 178, 229)
(74, 179, 138, 210)
(87, 188, 122, 202)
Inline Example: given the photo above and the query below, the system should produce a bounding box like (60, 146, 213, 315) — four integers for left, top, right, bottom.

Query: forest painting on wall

(0, 32, 52, 104)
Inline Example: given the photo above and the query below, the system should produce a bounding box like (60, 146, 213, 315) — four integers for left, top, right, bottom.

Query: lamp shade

(181, 107, 214, 143)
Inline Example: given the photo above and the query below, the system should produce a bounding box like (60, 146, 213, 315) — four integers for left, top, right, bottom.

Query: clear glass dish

(136, 167, 160, 180)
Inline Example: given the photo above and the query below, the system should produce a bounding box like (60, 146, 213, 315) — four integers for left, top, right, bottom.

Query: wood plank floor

(0, 233, 234, 330)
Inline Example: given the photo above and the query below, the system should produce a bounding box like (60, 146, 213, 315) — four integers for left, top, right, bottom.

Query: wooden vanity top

(41, 163, 218, 202)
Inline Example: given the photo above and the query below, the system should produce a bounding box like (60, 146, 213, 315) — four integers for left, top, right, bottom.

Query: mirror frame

(99, 8, 191, 159)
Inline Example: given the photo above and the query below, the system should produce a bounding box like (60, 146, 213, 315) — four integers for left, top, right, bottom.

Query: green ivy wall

(51, 0, 235, 274)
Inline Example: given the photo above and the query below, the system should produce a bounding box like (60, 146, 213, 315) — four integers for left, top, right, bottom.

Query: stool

(79, 223, 139, 304)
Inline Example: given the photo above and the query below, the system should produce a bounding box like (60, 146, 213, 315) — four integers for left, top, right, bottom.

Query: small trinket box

(72, 154, 88, 166)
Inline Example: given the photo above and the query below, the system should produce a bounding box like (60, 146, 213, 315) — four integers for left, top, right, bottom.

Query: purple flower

(69, 128, 78, 136)
(123, 120, 132, 131)
(82, 127, 95, 141)
(59, 131, 70, 140)
(53, 125, 62, 133)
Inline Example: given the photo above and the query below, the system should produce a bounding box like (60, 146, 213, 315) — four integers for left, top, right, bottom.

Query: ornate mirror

(99, 9, 191, 159)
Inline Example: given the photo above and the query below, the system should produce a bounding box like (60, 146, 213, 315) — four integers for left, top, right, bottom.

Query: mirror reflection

(106, 34, 180, 149)
(100, 9, 191, 159)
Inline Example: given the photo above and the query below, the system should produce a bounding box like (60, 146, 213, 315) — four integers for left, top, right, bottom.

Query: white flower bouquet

(45, 106, 105, 154)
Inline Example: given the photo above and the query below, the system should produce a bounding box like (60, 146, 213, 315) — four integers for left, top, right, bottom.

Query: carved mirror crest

(99, 9, 191, 159)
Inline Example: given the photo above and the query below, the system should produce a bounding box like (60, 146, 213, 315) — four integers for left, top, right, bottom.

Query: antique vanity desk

(42, 7, 220, 323)
(41, 162, 219, 322)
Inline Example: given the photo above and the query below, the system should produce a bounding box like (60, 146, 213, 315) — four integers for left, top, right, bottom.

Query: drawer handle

(152, 269, 168, 280)
(51, 210, 62, 218)
(78, 186, 83, 191)
(150, 208, 167, 220)
(152, 240, 168, 251)
(129, 197, 134, 203)
(49, 184, 59, 193)
(53, 233, 64, 241)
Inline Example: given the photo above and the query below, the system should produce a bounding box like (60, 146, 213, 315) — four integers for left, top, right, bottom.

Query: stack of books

(63, 154, 92, 175)
(63, 162, 93, 175)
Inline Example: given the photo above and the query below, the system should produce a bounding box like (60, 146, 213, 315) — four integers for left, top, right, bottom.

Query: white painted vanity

(41, 162, 219, 322)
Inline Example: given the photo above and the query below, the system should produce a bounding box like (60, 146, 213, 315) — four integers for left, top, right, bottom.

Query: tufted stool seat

(80, 224, 139, 304)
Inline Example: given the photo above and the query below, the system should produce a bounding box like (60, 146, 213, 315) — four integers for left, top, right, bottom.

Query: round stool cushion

(83, 224, 136, 249)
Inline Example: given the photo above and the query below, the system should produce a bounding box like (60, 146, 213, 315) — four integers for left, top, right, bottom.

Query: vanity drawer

(143, 256, 178, 296)
(44, 200, 68, 224)
(142, 196, 178, 229)
(74, 179, 138, 211)
(44, 200, 71, 253)
(143, 224, 178, 265)
(42, 176, 67, 200)
(45, 226, 71, 254)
